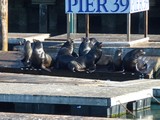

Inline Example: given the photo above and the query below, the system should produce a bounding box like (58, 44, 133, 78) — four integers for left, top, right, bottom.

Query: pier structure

(0, 0, 160, 119)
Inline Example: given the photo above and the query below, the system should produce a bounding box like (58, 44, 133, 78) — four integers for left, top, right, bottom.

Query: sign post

(65, 0, 149, 42)
(0, 0, 8, 51)
(67, 14, 70, 39)
(85, 14, 89, 38)
(127, 13, 131, 42)
(67, 13, 77, 39)
(144, 11, 148, 37)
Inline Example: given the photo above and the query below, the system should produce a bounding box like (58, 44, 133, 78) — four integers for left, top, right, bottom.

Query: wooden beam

(0, 0, 8, 51)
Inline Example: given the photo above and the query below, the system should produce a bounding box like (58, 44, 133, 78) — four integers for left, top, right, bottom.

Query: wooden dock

(0, 51, 155, 81)
(0, 72, 159, 117)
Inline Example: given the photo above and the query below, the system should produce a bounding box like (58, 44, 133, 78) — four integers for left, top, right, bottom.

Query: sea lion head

(81, 37, 90, 43)
(134, 49, 146, 58)
(116, 48, 123, 57)
(79, 37, 91, 56)
(89, 37, 98, 47)
(57, 39, 74, 56)
(33, 39, 43, 49)
(24, 40, 32, 51)
(63, 38, 73, 48)
(94, 41, 103, 49)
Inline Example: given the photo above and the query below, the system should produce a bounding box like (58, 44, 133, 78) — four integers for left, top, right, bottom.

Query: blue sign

(65, 0, 149, 14)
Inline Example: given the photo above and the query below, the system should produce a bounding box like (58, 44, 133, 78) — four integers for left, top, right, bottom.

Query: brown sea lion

(112, 48, 123, 71)
(30, 39, 53, 72)
(21, 40, 32, 67)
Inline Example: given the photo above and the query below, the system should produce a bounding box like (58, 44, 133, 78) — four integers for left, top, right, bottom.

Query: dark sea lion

(68, 42, 103, 73)
(78, 37, 91, 56)
(123, 49, 146, 72)
(57, 38, 78, 57)
(55, 39, 76, 69)
(112, 49, 123, 71)
(21, 40, 32, 67)
(96, 53, 113, 66)
(57, 39, 73, 56)
(79, 37, 112, 67)
(31, 39, 53, 72)
(78, 37, 98, 56)
(89, 37, 98, 47)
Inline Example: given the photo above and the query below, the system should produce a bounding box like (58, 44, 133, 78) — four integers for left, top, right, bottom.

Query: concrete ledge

(0, 73, 159, 117)
(111, 89, 152, 106)
(8, 33, 50, 44)
(0, 112, 121, 120)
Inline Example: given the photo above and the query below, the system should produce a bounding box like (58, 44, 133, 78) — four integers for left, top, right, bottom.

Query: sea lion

(21, 40, 32, 67)
(112, 49, 123, 71)
(68, 41, 103, 73)
(78, 37, 98, 56)
(136, 58, 148, 73)
(78, 37, 91, 56)
(123, 49, 146, 72)
(55, 39, 76, 69)
(89, 37, 98, 47)
(30, 39, 53, 72)
(78, 37, 112, 67)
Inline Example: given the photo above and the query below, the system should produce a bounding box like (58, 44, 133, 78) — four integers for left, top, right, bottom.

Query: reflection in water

(118, 104, 160, 120)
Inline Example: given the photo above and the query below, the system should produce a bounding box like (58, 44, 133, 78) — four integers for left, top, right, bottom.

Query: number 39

(111, 0, 129, 12)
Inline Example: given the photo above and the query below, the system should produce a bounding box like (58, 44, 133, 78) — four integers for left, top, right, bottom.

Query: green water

(118, 104, 160, 119)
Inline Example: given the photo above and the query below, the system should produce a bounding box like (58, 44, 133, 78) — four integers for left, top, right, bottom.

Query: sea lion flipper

(21, 57, 25, 62)
(86, 64, 96, 73)
(72, 51, 79, 57)
(41, 64, 51, 72)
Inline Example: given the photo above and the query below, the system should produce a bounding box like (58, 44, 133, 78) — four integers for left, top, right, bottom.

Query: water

(118, 104, 160, 120)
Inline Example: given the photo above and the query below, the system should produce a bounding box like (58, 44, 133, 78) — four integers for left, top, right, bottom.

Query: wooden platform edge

(0, 67, 150, 81)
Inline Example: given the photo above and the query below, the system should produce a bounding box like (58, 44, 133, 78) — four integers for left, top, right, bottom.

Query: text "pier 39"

(65, 0, 149, 14)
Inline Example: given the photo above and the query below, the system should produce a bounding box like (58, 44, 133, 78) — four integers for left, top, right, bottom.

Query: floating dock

(0, 72, 159, 118)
